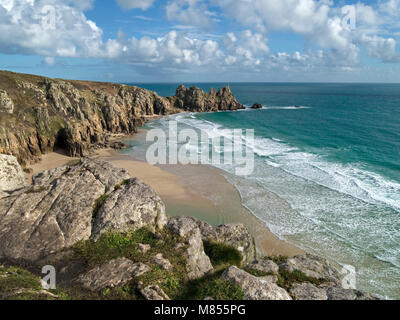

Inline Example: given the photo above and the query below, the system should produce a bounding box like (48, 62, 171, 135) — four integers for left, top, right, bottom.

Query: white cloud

(116, 0, 155, 10)
(43, 56, 55, 66)
(166, 0, 215, 28)
(0, 0, 399, 78)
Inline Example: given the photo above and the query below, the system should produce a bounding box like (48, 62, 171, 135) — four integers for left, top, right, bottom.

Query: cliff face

(0, 71, 243, 165)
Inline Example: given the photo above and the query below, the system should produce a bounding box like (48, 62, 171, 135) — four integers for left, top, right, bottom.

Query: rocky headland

(0, 71, 244, 166)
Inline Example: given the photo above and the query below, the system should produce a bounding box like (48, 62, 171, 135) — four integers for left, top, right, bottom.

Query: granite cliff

(0, 71, 244, 166)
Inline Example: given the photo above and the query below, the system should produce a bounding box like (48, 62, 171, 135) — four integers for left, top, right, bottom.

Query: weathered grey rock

(140, 285, 170, 300)
(326, 287, 376, 300)
(222, 266, 292, 300)
(246, 258, 279, 275)
(138, 243, 151, 254)
(0, 90, 14, 114)
(215, 224, 256, 265)
(174, 217, 255, 267)
(91, 177, 167, 240)
(259, 275, 279, 284)
(152, 253, 173, 271)
(78, 258, 150, 292)
(290, 283, 328, 300)
(0, 154, 26, 192)
(279, 254, 342, 285)
(187, 217, 218, 241)
(167, 216, 213, 280)
(0, 159, 165, 262)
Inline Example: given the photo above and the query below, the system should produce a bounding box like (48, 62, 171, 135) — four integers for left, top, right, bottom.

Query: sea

(124, 82, 400, 299)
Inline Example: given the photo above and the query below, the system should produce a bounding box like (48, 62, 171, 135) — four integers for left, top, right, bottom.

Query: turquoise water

(130, 83, 400, 299)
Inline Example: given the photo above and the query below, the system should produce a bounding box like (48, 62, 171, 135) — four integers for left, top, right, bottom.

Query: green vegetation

(277, 269, 326, 291)
(178, 271, 244, 300)
(92, 194, 109, 219)
(243, 267, 272, 277)
(73, 228, 159, 268)
(114, 179, 130, 191)
(24, 186, 48, 194)
(72, 228, 188, 299)
(204, 241, 242, 269)
(0, 266, 70, 300)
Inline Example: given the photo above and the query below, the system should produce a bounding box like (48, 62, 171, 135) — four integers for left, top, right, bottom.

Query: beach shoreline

(25, 141, 303, 258)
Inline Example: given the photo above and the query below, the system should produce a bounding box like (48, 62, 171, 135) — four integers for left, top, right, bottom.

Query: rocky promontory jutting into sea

(0, 70, 244, 166)
(0, 71, 376, 300)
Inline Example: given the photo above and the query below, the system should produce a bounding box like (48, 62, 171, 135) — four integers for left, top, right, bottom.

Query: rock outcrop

(187, 217, 256, 265)
(0, 154, 26, 193)
(91, 178, 166, 240)
(0, 89, 14, 114)
(166, 216, 213, 280)
(0, 71, 243, 165)
(279, 254, 342, 285)
(246, 258, 279, 275)
(78, 258, 150, 292)
(222, 266, 292, 300)
(174, 85, 244, 112)
(0, 159, 166, 262)
(290, 283, 328, 300)
(215, 224, 256, 265)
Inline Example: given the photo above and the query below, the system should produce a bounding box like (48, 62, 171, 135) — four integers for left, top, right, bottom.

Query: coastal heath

(146, 120, 255, 176)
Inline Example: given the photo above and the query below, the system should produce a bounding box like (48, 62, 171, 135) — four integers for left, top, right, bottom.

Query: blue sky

(1, 0, 400, 82)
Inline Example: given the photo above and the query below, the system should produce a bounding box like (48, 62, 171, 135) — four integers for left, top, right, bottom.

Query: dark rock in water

(251, 103, 263, 109)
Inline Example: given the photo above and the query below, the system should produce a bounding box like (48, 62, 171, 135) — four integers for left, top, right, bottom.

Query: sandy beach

(26, 147, 303, 258)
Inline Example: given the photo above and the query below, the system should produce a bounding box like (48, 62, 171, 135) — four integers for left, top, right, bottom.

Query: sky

(1, 0, 400, 82)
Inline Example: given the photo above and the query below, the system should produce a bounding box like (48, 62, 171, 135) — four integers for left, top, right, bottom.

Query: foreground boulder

(91, 178, 167, 240)
(279, 254, 342, 285)
(188, 217, 256, 265)
(78, 258, 150, 292)
(246, 258, 279, 275)
(215, 224, 256, 265)
(0, 154, 26, 193)
(290, 283, 328, 300)
(0, 159, 167, 262)
(167, 216, 213, 280)
(222, 266, 292, 300)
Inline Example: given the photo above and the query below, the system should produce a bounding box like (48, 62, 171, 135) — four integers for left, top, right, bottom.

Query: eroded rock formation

(0, 71, 243, 165)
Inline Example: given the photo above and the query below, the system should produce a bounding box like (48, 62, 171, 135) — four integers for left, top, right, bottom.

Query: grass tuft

(178, 271, 244, 300)
(92, 194, 108, 219)
(203, 241, 242, 269)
